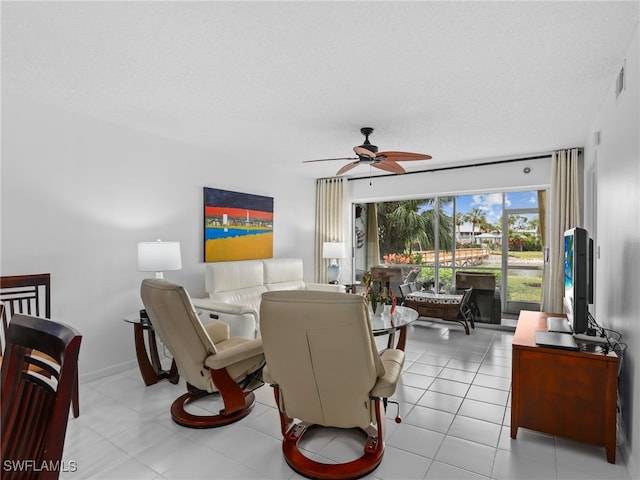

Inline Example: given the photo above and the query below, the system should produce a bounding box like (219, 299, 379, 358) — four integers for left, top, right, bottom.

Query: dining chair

(1, 314, 82, 480)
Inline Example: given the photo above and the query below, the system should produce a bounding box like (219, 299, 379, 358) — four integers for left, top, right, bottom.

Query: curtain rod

(346, 153, 553, 182)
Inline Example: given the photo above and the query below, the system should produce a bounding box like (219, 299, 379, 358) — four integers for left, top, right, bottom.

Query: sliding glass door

(352, 189, 546, 322)
(501, 192, 544, 314)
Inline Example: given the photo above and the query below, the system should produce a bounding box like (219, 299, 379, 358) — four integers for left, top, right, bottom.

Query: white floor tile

(477, 363, 511, 378)
(555, 437, 629, 479)
(457, 398, 506, 425)
(392, 383, 429, 404)
(134, 434, 205, 475)
(416, 353, 451, 367)
(61, 438, 131, 479)
(437, 366, 477, 383)
(374, 446, 432, 480)
(417, 390, 464, 414)
(492, 448, 557, 479)
(403, 405, 455, 434)
(472, 372, 512, 391)
(447, 415, 502, 447)
(400, 371, 436, 389)
(466, 384, 510, 406)
(406, 362, 445, 377)
(434, 436, 496, 477)
(57, 323, 632, 480)
(425, 460, 490, 479)
(497, 426, 556, 462)
(386, 422, 445, 458)
(428, 377, 470, 398)
(88, 456, 161, 480)
(108, 421, 176, 456)
(446, 358, 482, 372)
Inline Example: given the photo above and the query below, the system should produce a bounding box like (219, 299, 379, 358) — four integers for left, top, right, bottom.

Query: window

(353, 190, 545, 322)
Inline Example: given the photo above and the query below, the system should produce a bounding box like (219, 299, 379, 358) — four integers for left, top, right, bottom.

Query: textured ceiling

(2, 1, 639, 178)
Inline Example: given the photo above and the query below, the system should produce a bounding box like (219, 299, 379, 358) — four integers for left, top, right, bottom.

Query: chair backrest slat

(1, 314, 81, 480)
(1, 273, 51, 352)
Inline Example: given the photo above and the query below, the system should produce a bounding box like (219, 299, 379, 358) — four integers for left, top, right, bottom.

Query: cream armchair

(140, 279, 265, 428)
(259, 290, 405, 479)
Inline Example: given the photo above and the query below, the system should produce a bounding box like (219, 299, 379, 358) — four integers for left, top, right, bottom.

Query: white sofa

(192, 258, 344, 338)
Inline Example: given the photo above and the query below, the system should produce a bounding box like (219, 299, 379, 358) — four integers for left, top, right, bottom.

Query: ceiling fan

(303, 127, 432, 176)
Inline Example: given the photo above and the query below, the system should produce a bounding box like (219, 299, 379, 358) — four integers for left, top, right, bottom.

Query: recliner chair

(259, 290, 405, 479)
(140, 278, 265, 428)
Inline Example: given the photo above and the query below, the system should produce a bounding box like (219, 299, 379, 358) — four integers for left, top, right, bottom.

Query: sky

(430, 190, 540, 230)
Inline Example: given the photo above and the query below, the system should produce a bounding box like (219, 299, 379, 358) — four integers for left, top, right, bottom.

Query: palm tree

(455, 212, 464, 239)
(386, 200, 431, 255)
(376, 199, 454, 258)
(528, 217, 540, 236)
(463, 208, 486, 240)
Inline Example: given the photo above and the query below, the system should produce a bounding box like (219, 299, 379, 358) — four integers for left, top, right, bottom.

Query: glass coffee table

(370, 305, 419, 351)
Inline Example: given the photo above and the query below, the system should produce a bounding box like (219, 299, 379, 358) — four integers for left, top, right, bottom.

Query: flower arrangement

(362, 270, 393, 313)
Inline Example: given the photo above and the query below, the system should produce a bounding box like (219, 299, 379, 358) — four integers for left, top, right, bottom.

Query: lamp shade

(322, 242, 346, 260)
(138, 241, 182, 278)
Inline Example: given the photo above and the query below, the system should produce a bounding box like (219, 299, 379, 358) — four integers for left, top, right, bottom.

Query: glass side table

(124, 312, 179, 386)
(370, 305, 419, 351)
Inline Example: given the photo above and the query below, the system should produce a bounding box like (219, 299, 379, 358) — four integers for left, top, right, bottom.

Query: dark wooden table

(511, 310, 618, 463)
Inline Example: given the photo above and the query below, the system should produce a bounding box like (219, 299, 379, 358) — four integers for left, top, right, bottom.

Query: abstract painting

(203, 187, 274, 262)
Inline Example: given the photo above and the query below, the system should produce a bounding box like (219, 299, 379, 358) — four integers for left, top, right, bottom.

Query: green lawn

(507, 276, 542, 302)
(508, 251, 543, 260)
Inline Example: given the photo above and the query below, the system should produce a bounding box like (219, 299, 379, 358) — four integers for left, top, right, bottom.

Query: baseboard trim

(78, 359, 138, 384)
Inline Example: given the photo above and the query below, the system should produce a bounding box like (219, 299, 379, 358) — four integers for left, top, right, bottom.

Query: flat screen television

(563, 227, 593, 334)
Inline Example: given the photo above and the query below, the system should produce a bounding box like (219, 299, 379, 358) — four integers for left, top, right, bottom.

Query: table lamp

(323, 241, 346, 284)
(138, 240, 182, 279)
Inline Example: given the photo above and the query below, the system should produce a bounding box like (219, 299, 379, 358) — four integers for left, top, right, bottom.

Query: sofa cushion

(208, 286, 267, 315)
(205, 259, 264, 294)
(263, 258, 306, 291)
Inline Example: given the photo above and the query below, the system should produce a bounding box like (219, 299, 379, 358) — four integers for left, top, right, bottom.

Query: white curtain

(366, 203, 381, 268)
(315, 177, 347, 283)
(546, 148, 581, 312)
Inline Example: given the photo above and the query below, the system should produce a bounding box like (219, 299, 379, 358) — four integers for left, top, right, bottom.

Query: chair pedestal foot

(170, 390, 255, 428)
(278, 397, 386, 480)
(282, 424, 384, 480)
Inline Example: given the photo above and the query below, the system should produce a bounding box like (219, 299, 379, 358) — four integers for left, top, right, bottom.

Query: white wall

(1, 94, 317, 381)
(584, 26, 639, 478)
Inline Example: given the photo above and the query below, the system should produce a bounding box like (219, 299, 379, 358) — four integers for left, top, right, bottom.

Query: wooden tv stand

(511, 311, 618, 463)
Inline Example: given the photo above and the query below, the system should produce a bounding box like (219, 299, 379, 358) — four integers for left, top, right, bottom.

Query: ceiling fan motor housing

(359, 127, 378, 154)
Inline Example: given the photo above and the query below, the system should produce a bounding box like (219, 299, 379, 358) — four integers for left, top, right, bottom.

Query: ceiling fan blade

(303, 157, 358, 163)
(373, 160, 406, 174)
(353, 146, 377, 158)
(378, 151, 432, 161)
(336, 161, 360, 175)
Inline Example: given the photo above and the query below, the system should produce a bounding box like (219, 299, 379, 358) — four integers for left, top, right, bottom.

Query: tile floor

(61, 321, 631, 480)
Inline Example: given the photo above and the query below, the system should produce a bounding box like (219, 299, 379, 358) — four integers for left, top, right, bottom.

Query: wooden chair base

(170, 390, 255, 428)
(274, 387, 386, 480)
(282, 423, 384, 480)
